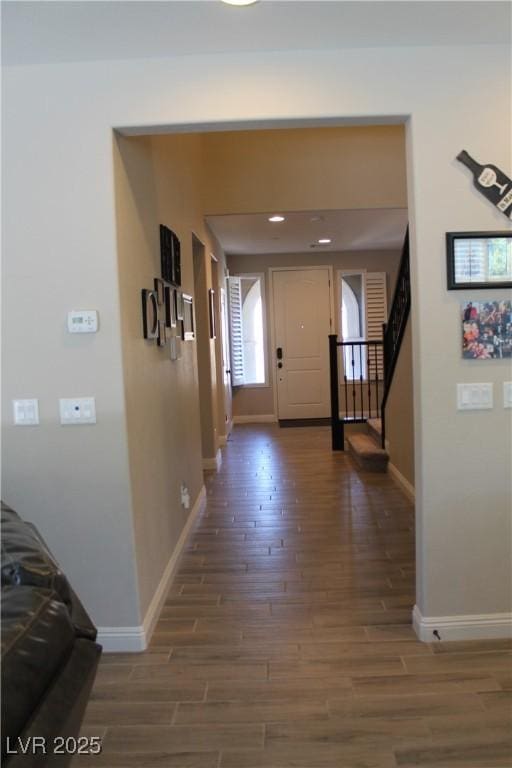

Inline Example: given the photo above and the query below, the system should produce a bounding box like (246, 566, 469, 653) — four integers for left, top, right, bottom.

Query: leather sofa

(1, 502, 102, 767)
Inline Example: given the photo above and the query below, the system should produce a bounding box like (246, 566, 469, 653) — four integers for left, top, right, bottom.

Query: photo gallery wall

(447, 231, 512, 360)
(141, 225, 195, 360)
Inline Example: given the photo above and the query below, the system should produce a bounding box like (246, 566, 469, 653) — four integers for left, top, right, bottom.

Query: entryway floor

(75, 425, 512, 768)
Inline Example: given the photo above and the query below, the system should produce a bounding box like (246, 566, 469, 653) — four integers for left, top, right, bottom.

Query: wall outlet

(59, 397, 96, 425)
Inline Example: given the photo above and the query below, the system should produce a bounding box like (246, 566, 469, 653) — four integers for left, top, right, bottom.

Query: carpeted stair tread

(367, 418, 383, 445)
(367, 418, 382, 435)
(347, 433, 389, 472)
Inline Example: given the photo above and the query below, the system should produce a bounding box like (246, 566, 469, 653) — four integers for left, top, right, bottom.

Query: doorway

(271, 267, 334, 420)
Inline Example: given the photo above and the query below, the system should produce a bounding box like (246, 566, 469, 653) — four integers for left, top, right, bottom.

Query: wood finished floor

(75, 425, 512, 768)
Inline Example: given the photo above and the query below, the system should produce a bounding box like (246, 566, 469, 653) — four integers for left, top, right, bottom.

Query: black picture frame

(172, 232, 181, 286)
(157, 320, 167, 347)
(141, 289, 159, 340)
(160, 224, 181, 286)
(154, 277, 165, 305)
(160, 225, 173, 283)
(446, 231, 512, 290)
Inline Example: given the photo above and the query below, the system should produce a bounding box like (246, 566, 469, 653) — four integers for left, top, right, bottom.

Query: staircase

(329, 227, 411, 472)
(347, 418, 388, 472)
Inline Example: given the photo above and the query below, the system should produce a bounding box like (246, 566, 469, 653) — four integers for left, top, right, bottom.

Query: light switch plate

(504, 382, 512, 409)
(13, 399, 39, 425)
(59, 397, 96, 425)
(457, 383, 493, 410)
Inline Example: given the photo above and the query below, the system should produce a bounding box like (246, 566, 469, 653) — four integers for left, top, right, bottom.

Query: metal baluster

(375, 343, 380, 418)
(367, 346, 372, 418)
(359, 344, 363, 421)
(351, 344, 356, 421)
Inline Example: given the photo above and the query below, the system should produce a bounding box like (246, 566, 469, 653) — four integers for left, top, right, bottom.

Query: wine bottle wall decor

(457, 150, 512, 220)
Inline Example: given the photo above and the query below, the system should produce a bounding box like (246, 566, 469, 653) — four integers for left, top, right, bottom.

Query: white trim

(95, 625, 146, 653)
(202, 450, 222, 471)
(97, 486, 207, 652)
(232, 271, 269, 388)
(413, 604, 512, 643)
(233, 414, 277, 424)
(388, 461, 415, 503)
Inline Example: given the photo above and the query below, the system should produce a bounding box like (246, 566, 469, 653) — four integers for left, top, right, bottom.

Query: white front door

(272, 268, 333, 420)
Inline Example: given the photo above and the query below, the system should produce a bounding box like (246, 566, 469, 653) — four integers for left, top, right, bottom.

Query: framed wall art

(447, 231, 512, 290)
(175, 289, 184, 322)
(141, 289, 159, 340)
(182, 293, 195, 341)
(165, 285, 177, 328)
(154, 277, 165, 305)
(462, 299, 512, 359)
(160, 225, 173, 283)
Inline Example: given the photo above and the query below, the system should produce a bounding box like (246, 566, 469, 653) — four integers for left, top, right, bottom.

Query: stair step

(347, 433, 389, 473)
(367, 418, 382, 444)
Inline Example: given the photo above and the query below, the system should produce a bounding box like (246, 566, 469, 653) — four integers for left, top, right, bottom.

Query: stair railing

(329, 227, 411, 453)
(329, 336, 384, 451)
(380, 227, 411, 448)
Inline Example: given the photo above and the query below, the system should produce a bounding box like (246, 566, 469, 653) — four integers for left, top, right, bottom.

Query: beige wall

(228, 250, 401, 419)
(3, 35, 510, 642)
(114, 133, 225, 618)
(385, 319, 415, 487)
(202, 125, 407, 214)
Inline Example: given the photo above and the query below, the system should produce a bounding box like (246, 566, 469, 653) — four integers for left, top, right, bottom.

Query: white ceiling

(206, 208, 408, 255)
(2, 1, 510, 67)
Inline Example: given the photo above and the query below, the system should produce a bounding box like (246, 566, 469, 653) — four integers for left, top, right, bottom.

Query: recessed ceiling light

(222, 0, 259, 5)
(268, 215, 285, 223)
(318, 238, 332, 244)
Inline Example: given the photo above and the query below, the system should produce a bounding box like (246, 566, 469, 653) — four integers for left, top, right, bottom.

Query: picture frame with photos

(462, 299, 512, 359)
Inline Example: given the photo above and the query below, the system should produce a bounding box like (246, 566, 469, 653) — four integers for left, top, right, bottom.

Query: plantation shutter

(227, 276, 245, 386)
(365, 272, 387, 380)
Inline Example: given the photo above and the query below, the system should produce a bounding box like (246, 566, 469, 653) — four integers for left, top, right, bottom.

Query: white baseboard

(97, 486, 207, 653)
(388, 461, 415, 503)
(202, 450, 222, 471)
(233, 414, 277, 424)
(413, 604, 512, 643)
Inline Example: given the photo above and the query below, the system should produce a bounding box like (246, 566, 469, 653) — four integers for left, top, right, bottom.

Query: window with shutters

(227, 274, 267, 387)
(339, 271, 387, 380)
(454, 237, 512, 284)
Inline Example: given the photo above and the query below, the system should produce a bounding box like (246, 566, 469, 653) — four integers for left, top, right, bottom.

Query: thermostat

(67, 310, 99, 333)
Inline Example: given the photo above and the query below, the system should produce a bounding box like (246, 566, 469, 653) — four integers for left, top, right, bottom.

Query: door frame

(268, 265, 335, 421)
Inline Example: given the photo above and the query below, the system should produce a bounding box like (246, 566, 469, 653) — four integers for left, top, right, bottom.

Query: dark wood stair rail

(329, 226, 411, 452)
(380, 227, 411, 448)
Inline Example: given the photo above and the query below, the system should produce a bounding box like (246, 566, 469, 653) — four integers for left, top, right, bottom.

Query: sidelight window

(227, 274, 267, 387)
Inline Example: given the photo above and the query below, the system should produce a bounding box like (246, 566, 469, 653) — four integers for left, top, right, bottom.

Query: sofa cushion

(1, 503, 72, 610)
(1, 585, 76, 754)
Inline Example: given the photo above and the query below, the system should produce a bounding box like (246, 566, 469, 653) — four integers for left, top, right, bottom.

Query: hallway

(77, 425, 512, 768)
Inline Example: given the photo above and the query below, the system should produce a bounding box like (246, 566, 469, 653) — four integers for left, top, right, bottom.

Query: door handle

(276, 347, 283, 360)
